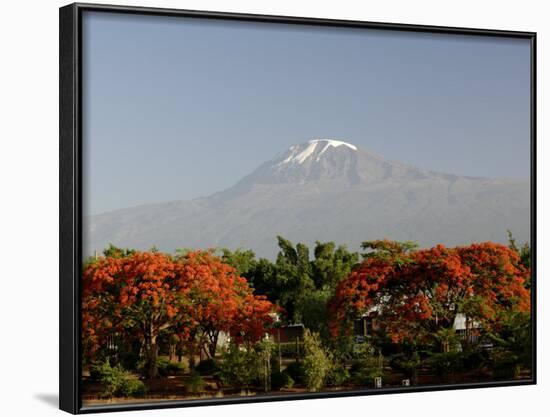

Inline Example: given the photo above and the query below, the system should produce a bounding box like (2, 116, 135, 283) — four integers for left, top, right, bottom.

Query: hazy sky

(82, 11, 531, 216)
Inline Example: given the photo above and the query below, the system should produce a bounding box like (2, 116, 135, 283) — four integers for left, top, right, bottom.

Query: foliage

(218, 344, 260, 388)
(256, 338, 274, 392)
(173, 250, 275, 356)
(490, 349, 521, 380)
(283, 361, 306, 386)
(155, 357, 185, 377)
(433, 328, 462, 353)
(82, 248, 275, 378)
(312, 241, 360, 290)
(220, 248, 258, 276)
(185, 372, 205, 395)
(361, 239, 418, 261)
(83, 251, 187, 378)
(93, 360, 146, 398)
(486, 310, 532, 379)
(507, 230, 531, 270)
(295, 289, 332, 338)
(195, 358, 219, 375)
(389, 351, 421, 379)
(243, 238, 358, 328)
(326, 364, 350, 386)
(349, 343, 385, 386)
(427, 351, 464, 380)
(329, 241, 531, 348)
(302, 330, 332, 391)
(271, 371, 295, 390)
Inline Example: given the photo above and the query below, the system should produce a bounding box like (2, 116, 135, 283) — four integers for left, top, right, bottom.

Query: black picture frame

(59, 2, 537, 414)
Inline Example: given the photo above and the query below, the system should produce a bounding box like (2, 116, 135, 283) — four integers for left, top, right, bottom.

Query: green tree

(296, 289, 332, 337)
(102, 243, 135, 259)
(311, 241, 359, 290)
(507, 230, 531, 270)
(271, 237, 315, 322)
(218, 344, 259, 388)
(302, 330, 332, 392)
(220, 248, 258, 276)
(361, 239, 418, 262)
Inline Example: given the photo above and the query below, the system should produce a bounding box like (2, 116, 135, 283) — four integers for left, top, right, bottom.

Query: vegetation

(217, 344, 260, 388)
(82, 250, 275, 378)
(92, 360, 146, 398)
(302, 330, 332, 391)
(329, 240, 530, 345)
(185, 372, 205, 395)
(81, 235, 532, 402)
(271, 371, 294, 390)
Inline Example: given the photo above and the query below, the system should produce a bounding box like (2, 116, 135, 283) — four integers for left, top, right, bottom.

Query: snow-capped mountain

(84, 139, 530, 258)
(233, 138, 432, 187)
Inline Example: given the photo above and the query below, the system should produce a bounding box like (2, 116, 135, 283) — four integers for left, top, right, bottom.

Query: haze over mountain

(84, 139, 530, 259)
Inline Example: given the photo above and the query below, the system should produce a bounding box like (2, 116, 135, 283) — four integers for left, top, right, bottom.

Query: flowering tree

(174, 251, 275, 358)
(82, 251, 191, 378)
(328, 241, 530, 347)
(82, 249, 276, 378)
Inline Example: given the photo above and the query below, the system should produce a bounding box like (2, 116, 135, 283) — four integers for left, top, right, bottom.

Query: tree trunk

(208, 331, 219, 358)
(187, 340, 197, 370)
(144, 335, 159, 379)
(169, 343, 177, 362)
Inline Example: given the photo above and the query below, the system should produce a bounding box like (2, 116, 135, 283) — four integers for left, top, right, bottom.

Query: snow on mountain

(84, 139, 530, 259)
(278, 139, 358, 165)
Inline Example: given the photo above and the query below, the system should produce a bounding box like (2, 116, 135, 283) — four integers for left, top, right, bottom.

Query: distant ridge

(85, 139, 529, 258)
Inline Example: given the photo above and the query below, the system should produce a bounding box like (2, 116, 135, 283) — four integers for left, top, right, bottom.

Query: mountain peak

(279, 139, 357, 166)
(230, 137, 439, 192)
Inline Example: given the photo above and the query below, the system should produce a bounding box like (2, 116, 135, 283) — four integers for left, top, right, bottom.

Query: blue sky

(82, 11, 531, 216)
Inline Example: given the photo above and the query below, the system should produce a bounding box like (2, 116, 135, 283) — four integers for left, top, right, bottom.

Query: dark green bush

(461, 350, 486, 371)
(195, 358, 219, 375)
(491, 350, 521, 380)
(156, 357, 185, 377)
(186, 372, 206, 395)
(119, 377, 146, 397)
(302, 331, 332, 391)
(428, 351, 464, 379)
(271, 371, 295, 390)
(326, 365, 350, 386)
(218, 345, 259, 388)
(283, 362, 305, 385)
(93, 360, 146, 398)
(349, 344, 385, 386)
(390, 352, 421, 378)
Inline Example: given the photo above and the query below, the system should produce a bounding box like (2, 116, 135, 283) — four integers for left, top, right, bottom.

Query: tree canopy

(82, 249, 276, 378)
(329, 240, 530, 347)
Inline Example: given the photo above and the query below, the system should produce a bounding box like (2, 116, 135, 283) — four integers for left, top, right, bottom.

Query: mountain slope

(84, 139, 530, 258)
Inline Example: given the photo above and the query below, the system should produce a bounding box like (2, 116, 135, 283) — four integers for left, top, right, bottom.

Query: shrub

(390, 352, 421, 378)
(350, 343, 385, 386)
(302, 330, 332, 392)
(326, 365, 350, 387)
(155, 357, 185, 377)
(195, 358, 219, 375)
(256, 338, 275, 392)
(218, 344, 259, 388)
(186, 372, 206, 395)
(461, 349, 486, 372)
(283, 361, 305, 385)
(119, 377, 146, 397)
(490, 350, 521, 380)
(93, 360, 146, 398)
(271, 371, 294, 390)
(428, 351, 464, 380)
